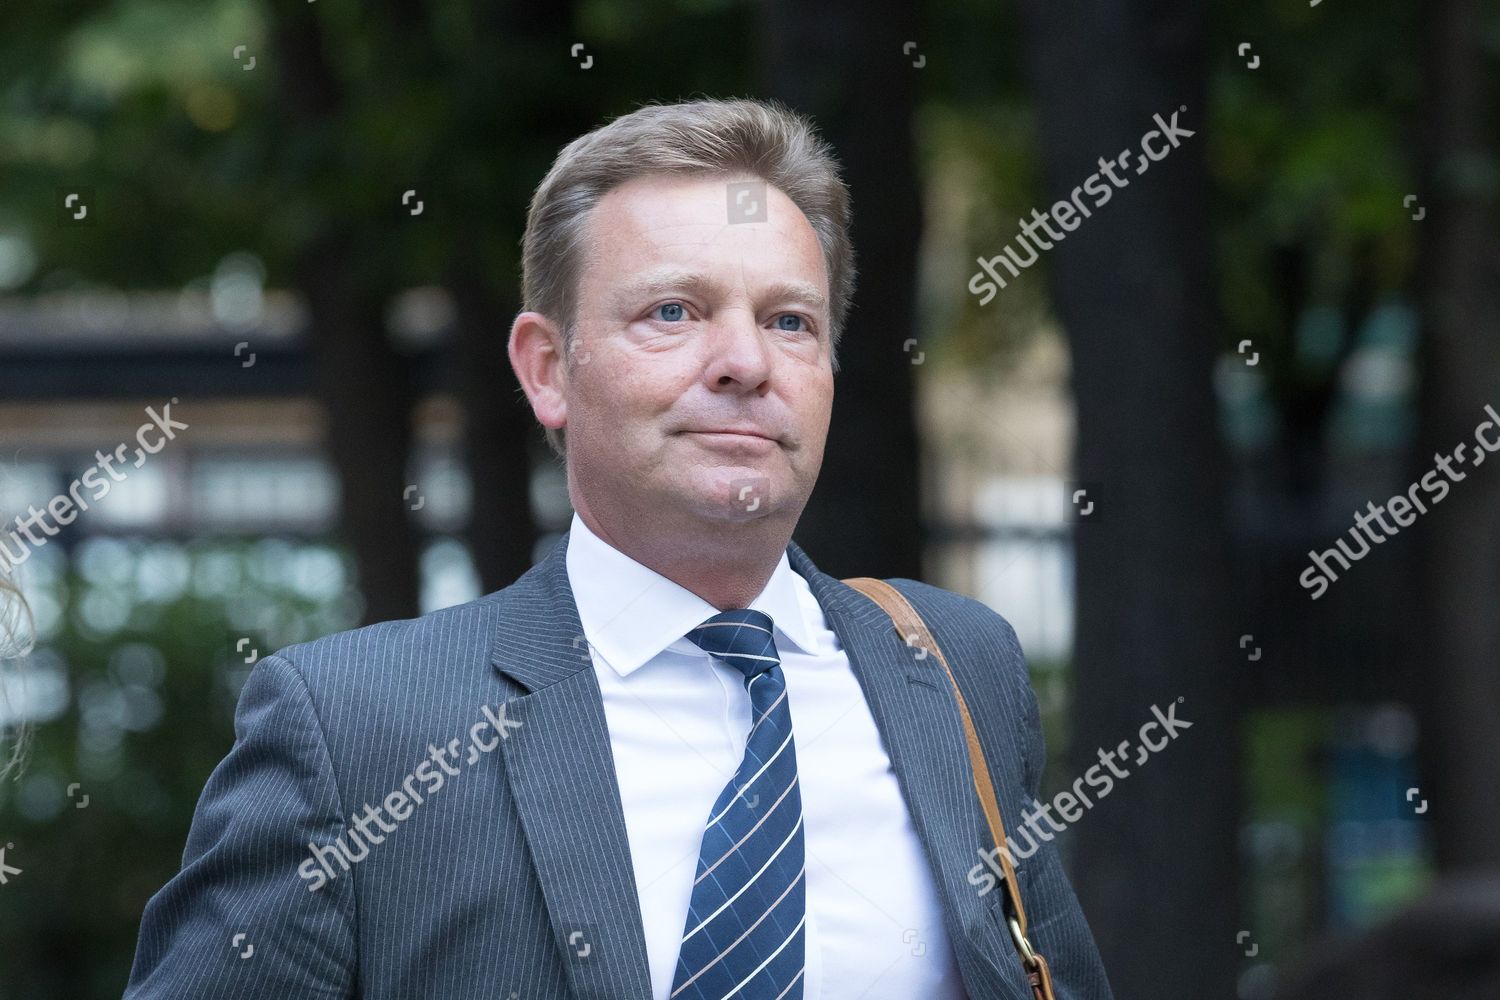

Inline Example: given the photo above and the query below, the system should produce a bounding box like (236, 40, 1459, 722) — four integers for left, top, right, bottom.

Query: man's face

(560, 173, 834, 528)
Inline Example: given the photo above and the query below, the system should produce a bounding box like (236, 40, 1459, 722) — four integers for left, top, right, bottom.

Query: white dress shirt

(565, 512, 967, 1000)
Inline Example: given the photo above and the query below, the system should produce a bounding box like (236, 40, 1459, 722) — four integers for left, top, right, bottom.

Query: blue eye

(775, 314, 807, 332)
(653, 302, 686, 322)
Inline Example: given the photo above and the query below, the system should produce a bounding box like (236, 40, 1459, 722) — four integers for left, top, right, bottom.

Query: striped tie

(671, 608, 806, 1000)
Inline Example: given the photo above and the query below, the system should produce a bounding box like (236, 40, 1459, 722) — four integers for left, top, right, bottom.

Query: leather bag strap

(841, 576, 1058, 1000)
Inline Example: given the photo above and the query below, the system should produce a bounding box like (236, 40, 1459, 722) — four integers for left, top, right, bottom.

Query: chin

(675, 470, 783, 521)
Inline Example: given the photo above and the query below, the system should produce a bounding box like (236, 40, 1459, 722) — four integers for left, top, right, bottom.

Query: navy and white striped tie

(671, 608, 806, 1000)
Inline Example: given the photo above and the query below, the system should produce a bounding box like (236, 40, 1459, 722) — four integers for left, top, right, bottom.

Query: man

(123, 97, 1111, 999)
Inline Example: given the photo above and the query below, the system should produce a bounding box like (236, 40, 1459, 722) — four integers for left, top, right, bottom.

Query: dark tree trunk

(446, 263, 537, 591)
(273, 9, 421, 624)
(755, 0, 924, 581)
(1015, 2, 1239, 998)
(443, 0, 603, 590)
(1413, 0, 1500, 870)
(299, 230, 422, 624)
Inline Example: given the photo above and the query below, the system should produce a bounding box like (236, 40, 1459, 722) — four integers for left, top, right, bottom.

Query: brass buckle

(1007, 915, 1040, 971)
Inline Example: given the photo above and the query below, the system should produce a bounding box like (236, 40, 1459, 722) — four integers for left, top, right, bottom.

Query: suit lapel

(490, 531, 654, 1000)
(789, 540, 1030, 1000)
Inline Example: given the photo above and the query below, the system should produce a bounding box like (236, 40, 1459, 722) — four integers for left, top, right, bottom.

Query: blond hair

(520, 96, 856, 457)
(0, 573, 33, 782)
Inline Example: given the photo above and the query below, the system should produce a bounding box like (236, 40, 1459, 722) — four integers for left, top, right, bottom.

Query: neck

(574, 503, 795, 610)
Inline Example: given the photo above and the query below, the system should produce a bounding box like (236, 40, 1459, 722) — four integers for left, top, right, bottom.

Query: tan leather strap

(842, 576, 1057, 1000)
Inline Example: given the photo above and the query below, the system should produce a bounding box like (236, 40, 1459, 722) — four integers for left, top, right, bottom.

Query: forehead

(578, 173, 828, 300)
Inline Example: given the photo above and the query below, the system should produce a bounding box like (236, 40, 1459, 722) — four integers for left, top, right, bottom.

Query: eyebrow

(613, 268, 827, 312)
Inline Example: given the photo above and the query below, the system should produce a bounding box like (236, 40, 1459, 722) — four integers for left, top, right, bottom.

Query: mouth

(679, 429, 781, 451)
(686, 428, 774, 439)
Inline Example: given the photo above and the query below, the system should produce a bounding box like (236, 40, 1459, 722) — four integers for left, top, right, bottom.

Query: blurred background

(2, 0, 1497, 998)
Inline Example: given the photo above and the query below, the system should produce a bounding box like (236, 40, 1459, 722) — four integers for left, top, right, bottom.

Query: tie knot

(685, 608, 780, 681)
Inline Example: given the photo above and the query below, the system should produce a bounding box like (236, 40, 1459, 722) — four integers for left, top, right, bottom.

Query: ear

(508, 311, 569, 436)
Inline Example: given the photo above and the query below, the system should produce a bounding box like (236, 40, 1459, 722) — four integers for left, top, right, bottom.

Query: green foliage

(1209, 0, 1425, 409)
(0, 538, 357, 998)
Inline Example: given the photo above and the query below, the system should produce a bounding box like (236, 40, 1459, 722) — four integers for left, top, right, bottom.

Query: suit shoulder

(879, 576, 1028, 666)
(270, 592, 502, 682)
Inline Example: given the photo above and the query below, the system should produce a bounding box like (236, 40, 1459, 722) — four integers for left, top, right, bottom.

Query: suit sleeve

(992, 615, 1115, 1000)
(122, 652, 357, 999)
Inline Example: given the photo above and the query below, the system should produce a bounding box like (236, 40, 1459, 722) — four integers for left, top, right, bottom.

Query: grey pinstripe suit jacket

(123, 529, 1112, 999)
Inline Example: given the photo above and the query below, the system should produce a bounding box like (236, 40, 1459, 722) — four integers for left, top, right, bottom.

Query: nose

(702, 309, 773, 394)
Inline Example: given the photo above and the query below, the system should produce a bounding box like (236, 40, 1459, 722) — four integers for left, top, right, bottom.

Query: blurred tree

(0, 539, 359, 999)
(266, 1, 423, 624)
(265, 0, 590, 601)
(1412, 0, 1500, 871)
(1014, 4, 1239, 1000)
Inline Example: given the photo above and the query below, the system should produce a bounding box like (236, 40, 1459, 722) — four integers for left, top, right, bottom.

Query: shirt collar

(564, 511, 818, 677)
